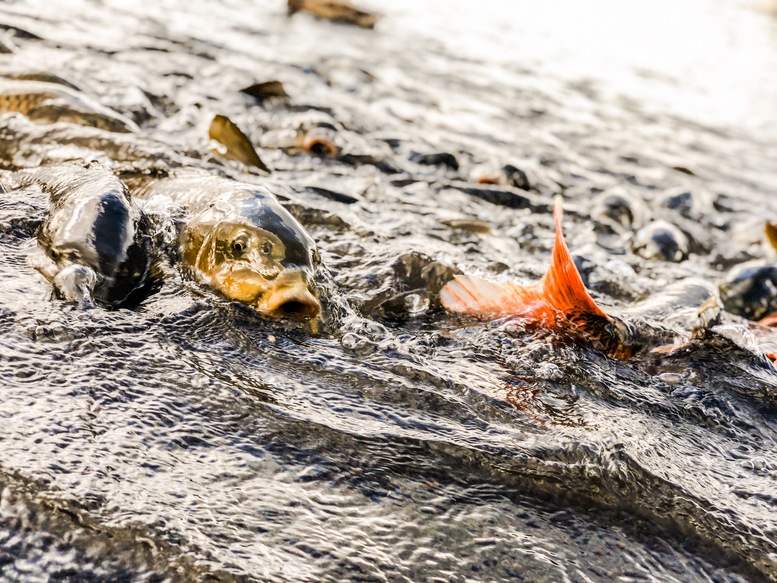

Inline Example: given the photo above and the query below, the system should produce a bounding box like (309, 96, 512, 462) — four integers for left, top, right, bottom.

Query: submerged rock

(591, 187, 648, 231)
(657, 186, 715, 221)
(410, 151, 459, 171)
(719, 262, 777, 321)
(632, 220, 689, 262)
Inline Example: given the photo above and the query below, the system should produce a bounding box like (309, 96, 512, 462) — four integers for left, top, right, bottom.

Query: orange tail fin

(440, 199, 610, 328)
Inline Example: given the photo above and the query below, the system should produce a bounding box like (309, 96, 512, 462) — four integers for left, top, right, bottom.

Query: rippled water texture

(1, 0, 777, 581)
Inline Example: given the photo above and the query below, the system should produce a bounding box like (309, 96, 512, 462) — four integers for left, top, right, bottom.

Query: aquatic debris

(13, 161, 152, 307)
(240, 80, 289, 103)
(208, 114, 270, 172)
(288, 0, 377, 29)
(134, 173, 320, 323)
(0, 79, 139, 133)
(631, 220, 689, 262)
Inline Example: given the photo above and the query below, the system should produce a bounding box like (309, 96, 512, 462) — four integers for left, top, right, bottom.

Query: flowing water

(0, 0, 777, 581)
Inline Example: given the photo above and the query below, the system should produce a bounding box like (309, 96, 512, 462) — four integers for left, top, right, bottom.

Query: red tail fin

(440, 199, 610, 328)
(439, 275, 554, 322)
(540, 200, 609, 320)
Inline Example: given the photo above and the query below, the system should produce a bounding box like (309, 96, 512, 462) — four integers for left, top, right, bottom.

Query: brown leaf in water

(240, 80, 289, 103)
(288, 0, 377, 29)
(209, 114, 270, 172)
(766, 220, 777, 251)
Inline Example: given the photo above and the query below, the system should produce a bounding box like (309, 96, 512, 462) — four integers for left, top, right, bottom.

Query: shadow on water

(0, 0, 777, 581)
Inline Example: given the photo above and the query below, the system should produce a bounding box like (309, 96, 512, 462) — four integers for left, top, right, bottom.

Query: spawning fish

(13, 161, 153, 307)
(440, 199, 719, 359)
(0, 79, 139, 133)
(134, 173, 321, 323)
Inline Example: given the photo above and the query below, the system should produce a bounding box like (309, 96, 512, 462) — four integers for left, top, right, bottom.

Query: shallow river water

(0, 0, 777, 581)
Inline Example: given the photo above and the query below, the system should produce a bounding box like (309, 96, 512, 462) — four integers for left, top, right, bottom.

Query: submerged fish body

(440, 200, 717, 359)
(0, 79, 139, 133)
(135, 173, 321, 321)
(15, 162, 153, 307)
(287, 0, 377, 29)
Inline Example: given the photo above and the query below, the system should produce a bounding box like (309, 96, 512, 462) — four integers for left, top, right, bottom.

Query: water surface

(0, 0, 776, 581)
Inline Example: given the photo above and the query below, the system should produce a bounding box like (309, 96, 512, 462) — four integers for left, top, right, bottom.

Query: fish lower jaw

(256, 288, 321, 321)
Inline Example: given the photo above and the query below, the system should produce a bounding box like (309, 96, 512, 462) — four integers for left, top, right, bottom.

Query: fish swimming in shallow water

(0, 79, 139, 133)
(134, 173, 321, 323)
(440, 199, 719, 359)
(287, 0, 377, 29)
(13, 162, 153, 307)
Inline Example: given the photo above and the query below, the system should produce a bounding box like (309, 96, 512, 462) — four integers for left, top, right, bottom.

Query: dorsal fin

(540, 199, 609, 321)
(440, 199, 610, 329)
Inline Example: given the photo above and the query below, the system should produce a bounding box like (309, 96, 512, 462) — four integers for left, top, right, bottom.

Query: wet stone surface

(0, 0, 776, 582)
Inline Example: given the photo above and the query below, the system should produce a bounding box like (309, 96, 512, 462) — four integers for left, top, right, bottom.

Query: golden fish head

(185, 219, 321, 321)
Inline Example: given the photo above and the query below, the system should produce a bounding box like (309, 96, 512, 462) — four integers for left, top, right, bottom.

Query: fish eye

(231, 238, 248, 256)
(261, 241, 274, 255)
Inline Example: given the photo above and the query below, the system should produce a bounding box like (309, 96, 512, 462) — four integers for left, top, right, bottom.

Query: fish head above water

(183, 215, 321, 321)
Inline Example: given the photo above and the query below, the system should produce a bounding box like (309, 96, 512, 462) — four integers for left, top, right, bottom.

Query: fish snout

(258, 271, 320, 320)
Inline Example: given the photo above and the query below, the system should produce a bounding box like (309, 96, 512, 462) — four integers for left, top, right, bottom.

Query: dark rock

(501, 164, 531, 190)
(657, 186, 713, 220)
(632, 221, 689, 262)
(591, 188, 648, 231)
(410, 152, 459, 171)
(719, 263, 777, 321)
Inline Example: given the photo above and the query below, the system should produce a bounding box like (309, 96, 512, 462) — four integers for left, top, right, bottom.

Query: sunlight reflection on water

(383, 0, 777, 136)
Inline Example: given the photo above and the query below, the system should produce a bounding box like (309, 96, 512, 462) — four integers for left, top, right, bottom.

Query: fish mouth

(256, 270, 320, 320)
